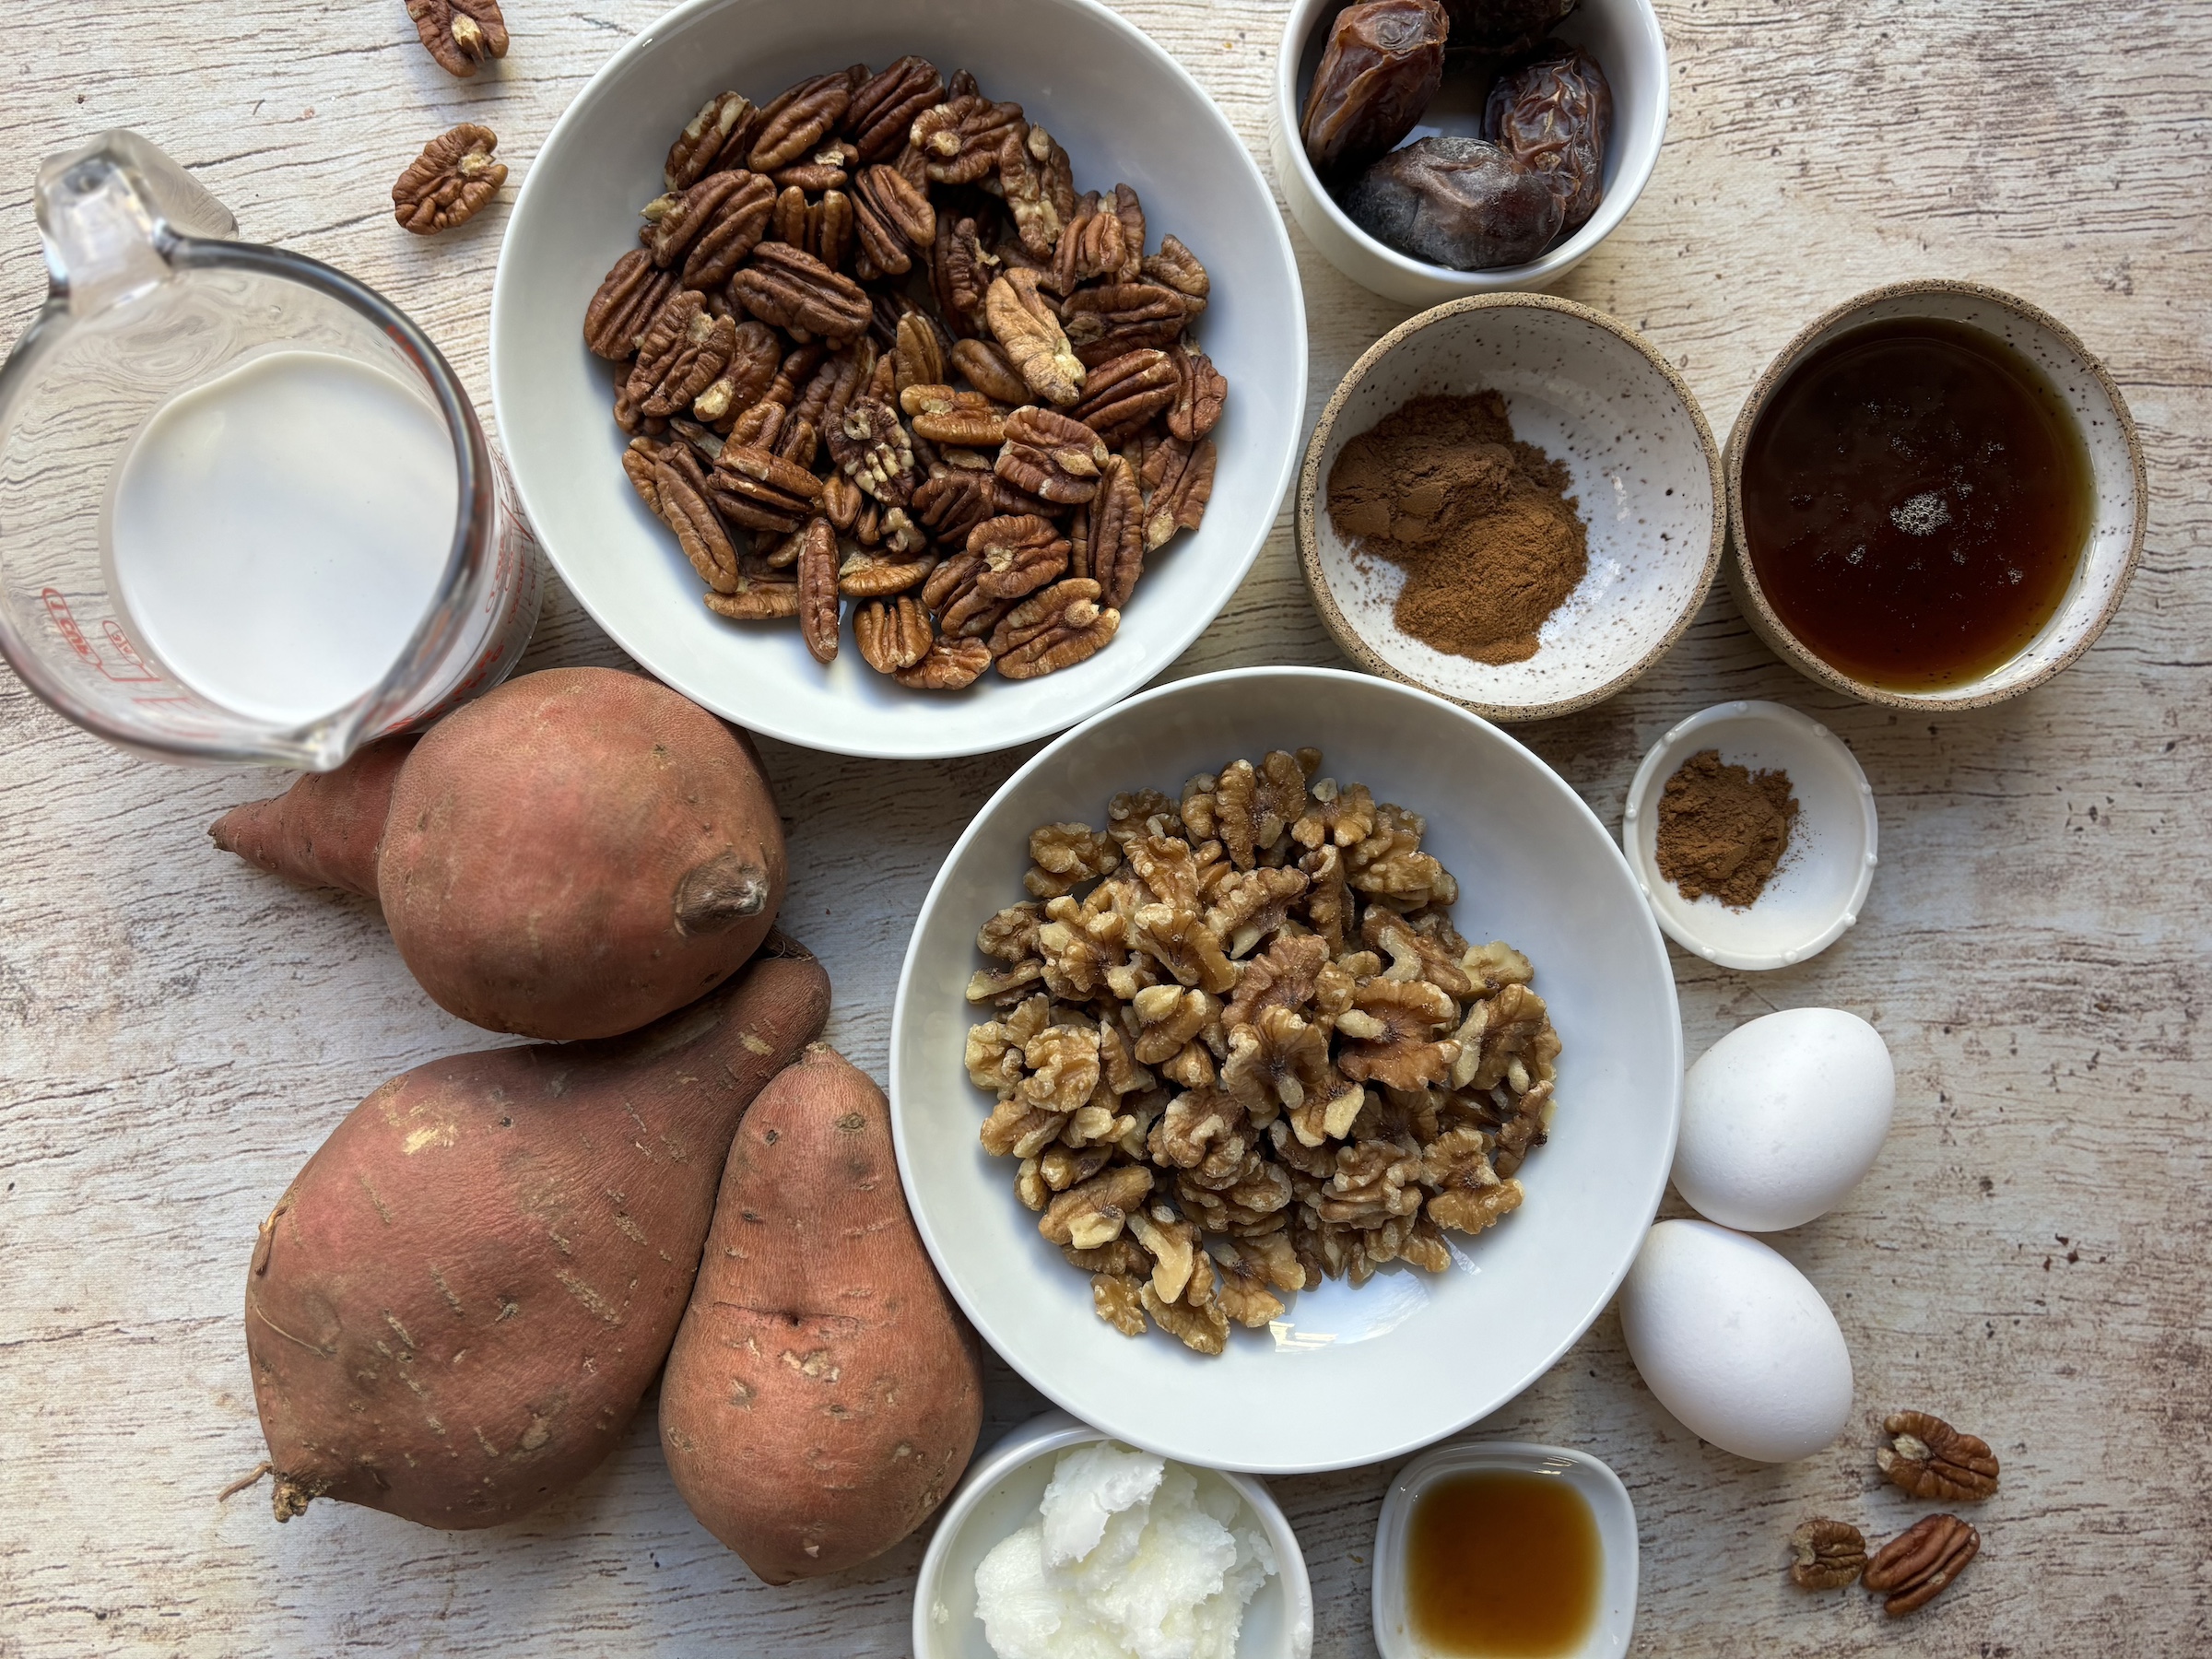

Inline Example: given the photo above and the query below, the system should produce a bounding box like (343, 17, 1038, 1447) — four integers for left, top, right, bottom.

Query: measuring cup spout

(35, 132, 239, 316)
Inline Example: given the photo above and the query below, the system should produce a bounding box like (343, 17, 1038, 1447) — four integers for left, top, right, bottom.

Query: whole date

(1486, 42, 1612, 233)
(1300, 0, 1450, 174)
(1342, 135, 1562, 270)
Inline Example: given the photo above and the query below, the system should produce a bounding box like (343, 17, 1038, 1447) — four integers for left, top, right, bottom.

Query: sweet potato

(210, 735, 416, 898)
(210, 667, 789, 1041)
(246, 938, 830, 1529)
(659, 1045, 982, 1583)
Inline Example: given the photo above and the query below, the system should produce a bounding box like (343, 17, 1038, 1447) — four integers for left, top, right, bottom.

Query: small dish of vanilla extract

(1737, 314, 2094, 694)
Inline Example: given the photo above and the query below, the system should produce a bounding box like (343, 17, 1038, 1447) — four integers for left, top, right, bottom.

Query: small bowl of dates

(1271, 0, 1668, 304)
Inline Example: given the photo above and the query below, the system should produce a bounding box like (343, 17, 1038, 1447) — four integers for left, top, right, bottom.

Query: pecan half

(999, 406, 1110, 505)
(747, 70, 859, 171)
(796, 516, 840, 662)
(999, 124, 1071, 259)
(768, 183, 854, 274)
(1051, 191, 1125, 294)
(900, 384, 1006, 449)
(1073, 453, 1145, 608)
(854, 594, 933, 671)
(392, 124, 505, 234)
(708, 441, 824, 533)
(932, 217, 1000, 339)
(967, 514, 1070, 602)
(704, 566, 801, 620)
(1166, 347, 1224, 443)
(1788, 1518, 1866, 1591)
(912, 470, 997, 547)
(665, 92, 757, 192)
(659, 171, 778, 288)
(912, 94, 1025, 185)
(838, 546, 933, 596)
(1070, 349, 1177, 446)
(406, 0, 506, 77)
(951, 336, 1031, 405)
(583, 250, 676, 359)
(1878, 1412, 2000, 1503)
(828, 395, 917, 505)
(1063, 282, 1190, 368)
(692, 320, 783, 426)
(846, 55, 945, 162)
(1110, 183, 1147, 280)
(659, 448, 738, 592)
(1143, 233, 1210, 300)
(1863, 1514, 1978, 1617)
(991, 579, 1119, 678)
(728, 242, 871, 341)
(852, 165, 935, 276)
(772, 141, 856, 194)
(618, 293, 736, 431)
(895, 635, 993, 689)
(1142, 435, 1217, 549)
(892, 311, 947, 393)
(986, 269, 1085, 406)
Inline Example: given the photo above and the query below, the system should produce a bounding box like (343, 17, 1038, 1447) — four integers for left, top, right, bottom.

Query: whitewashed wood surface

(1, 0, 2206, 1653)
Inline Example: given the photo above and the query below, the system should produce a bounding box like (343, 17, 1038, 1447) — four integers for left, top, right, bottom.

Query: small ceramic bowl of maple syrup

(1372, 1440, 1638, 1658)
(1725, 279, 2147, 711)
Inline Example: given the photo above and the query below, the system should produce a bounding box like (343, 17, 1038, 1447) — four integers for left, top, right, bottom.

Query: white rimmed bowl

(491, 0, 1305, 759)
(1371, 1441, 1638, 1659)
(889, 667, 1682, 1473)
(1272, 0, 1668, 305)
(1297, 295, 1724, 722)
(1725, 280, 2147, 712)
(912, 1411, 1315, 1659)
(1620, 699, 1877, 971)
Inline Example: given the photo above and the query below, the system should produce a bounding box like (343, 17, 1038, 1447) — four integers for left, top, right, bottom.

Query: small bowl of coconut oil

(912, 1411, 1314, 1659)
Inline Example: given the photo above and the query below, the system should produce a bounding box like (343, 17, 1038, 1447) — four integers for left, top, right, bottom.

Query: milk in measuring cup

(102, 348, 457, 726)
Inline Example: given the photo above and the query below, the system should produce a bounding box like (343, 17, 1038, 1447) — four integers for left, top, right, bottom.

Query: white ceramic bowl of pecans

(889, 667, 1682, 1473)
(492, 0, 1305, 759)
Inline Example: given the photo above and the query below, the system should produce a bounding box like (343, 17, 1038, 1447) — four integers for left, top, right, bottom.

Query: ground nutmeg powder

(1325, 391, 1589, 665)
(1655, 748, 1799, 908)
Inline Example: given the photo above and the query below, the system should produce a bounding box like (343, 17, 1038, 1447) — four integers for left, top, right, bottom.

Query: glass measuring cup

(0, 131, 540, 769)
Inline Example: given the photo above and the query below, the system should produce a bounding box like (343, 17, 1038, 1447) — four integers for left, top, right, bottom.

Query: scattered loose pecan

(1788, 1518, 1867, 1591)
(1863, 1514, 1978, 1617)
(998, 406, 1109, 504)
(1073, 453, 1145, 608)
(1878, 1412, 2000, 1503)
(406, 0, 507, 77)
(392, 124, 506, 234)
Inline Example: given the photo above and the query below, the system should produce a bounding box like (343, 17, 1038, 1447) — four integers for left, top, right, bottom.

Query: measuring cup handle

(35, 131, 239, 316)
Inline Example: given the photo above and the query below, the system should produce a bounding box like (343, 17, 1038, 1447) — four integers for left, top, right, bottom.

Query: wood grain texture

(0, 0, 2206, 1653)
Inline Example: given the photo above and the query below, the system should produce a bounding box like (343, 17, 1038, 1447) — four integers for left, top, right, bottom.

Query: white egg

(1618, 1218, 1853, 1464)
(1673, 1007, 1894, 1232)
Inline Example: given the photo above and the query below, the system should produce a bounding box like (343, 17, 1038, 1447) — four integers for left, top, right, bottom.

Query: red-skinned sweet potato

(659, 1045, 982, 1582)
(210, 668, 788, 1041)
(210, 735, 416, 898)
(246, 938, 830, 1529)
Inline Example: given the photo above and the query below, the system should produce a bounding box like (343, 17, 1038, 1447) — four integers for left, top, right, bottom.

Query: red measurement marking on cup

(41, 588, 100, 667)
(100, 619, 163, 682)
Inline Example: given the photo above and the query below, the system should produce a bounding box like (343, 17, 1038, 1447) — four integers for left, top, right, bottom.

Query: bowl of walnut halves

(890, 666, 1683, 1474)
(490, 0, 1305, 759)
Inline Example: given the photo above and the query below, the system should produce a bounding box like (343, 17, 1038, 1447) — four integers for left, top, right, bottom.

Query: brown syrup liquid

(1740, 317, 2092, 690)
(1405, 1469, 1601, 1656)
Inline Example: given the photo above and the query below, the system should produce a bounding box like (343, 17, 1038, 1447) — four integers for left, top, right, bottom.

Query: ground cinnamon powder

(1325, 391, 1589, 665)
(1655, 748, 1799, 908)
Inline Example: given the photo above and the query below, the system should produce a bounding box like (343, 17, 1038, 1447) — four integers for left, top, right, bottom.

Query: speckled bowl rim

(1722, 278, 2148, 712)
(1295, 293, 1726, 722)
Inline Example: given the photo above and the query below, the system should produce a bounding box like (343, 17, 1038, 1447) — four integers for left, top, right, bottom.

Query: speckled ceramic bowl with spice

(1297, 294, 1724, 722)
